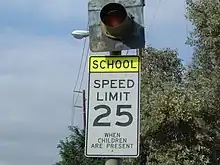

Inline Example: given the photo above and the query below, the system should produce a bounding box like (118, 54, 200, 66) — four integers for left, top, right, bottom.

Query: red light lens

(105, 10, 125, 27)
(100, 3, 127, 27)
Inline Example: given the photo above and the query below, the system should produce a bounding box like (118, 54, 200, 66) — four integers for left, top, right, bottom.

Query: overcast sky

(0, 1, 192, 165)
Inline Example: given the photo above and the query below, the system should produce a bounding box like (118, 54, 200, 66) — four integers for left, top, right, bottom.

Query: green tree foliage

(125, 49, 219, 165)
(54, 126, 105, 165)
(126, 1, 220, 163)
(185, 0, 220, 164)
(124, 47, 194, 165)
(126, 0, 220, 164)
(186, 0, 220, 74)
(138, 47, 217, 164)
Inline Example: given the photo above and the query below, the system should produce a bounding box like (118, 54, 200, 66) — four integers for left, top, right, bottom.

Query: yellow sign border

(89, 55, 140, 73)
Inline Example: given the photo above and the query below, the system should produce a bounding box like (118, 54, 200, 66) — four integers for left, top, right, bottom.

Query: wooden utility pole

(82, 90, 86, 129)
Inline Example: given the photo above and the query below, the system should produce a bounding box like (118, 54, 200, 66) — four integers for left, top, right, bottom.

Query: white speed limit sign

(85, 55, 140, 158)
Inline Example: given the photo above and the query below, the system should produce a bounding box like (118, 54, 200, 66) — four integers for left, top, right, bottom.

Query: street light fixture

(71, 30, 89, 39)
(71, 30, 89, 129)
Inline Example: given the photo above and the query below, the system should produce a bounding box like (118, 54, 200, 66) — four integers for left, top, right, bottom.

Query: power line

(184, 0, 190, 49)
(73, 23, 89, 93)
(71, 24, 88, 127)
(146, 0, 163, 38)
(71, 44, 89, 127)
(74, 45, 89, 105)
(79, 46, 89, 91)
(71, 37, 87, 122)
(73, 37, 87, 92)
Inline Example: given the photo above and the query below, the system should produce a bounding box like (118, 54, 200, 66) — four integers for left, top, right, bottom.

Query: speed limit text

(93, 79, 134, 101)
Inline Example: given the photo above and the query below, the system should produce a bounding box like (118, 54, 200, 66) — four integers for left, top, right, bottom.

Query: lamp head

(71, 30, 89, 39)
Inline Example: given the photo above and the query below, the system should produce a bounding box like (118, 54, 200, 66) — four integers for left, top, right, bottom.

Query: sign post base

(105, 158, 121, 165)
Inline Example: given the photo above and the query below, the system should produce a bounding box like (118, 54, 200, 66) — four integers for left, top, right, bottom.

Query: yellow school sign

(89, 55, 140, 73)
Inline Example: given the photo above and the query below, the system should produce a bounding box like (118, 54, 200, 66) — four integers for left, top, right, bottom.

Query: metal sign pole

(105, 158, 121, 165)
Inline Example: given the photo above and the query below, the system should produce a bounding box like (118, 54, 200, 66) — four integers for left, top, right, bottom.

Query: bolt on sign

(85, 55, 140, 158)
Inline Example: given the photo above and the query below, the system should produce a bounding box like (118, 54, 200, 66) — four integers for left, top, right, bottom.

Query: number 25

(93, 105, 133, 127)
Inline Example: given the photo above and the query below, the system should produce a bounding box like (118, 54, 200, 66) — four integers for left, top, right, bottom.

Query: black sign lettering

(118, 80, 126, 88)
(124, 92, 130, 101)
(107, 59, 114, 68)
(106, 143, 133, 149)
(92, 60, 99, 69)
(123, 60, 129, 68)
(102, 80, 109, 88)
(100, 60, 106, 69)
(94, 80, 101, 88)
(104, 132, 121, 138)
(91, 143, 103, 148)
(92, 76, 135, 127)
(116, 105, 133, 127)
(93, 105, 111, 126)
(96, 92, 103, 101)
(96, 92, 130, 101)
(127, 79, 134, 88)
(90, 57, 139, 71)
(115, 60, 122, 69)
(131, 60, 137, 68)
(90, 132, 134, 150)
(109, 92, 117, 101)
(110, 80, 117, 88)
(93, 79, 135, 89)
(99, 137, 127, 143)
(92, 105, 132, 127)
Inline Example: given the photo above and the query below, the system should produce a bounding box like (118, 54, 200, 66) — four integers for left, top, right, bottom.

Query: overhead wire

(71, 37, 87, 126)
(123, 1, 163, 57)
(72, 41, 89, 128)
(71, 24, 88, 126)
(146, 0, 163, 38)
(73, 29, 88, 92)
(74, 45, 89, 105)
(184, 0, 191, 64)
